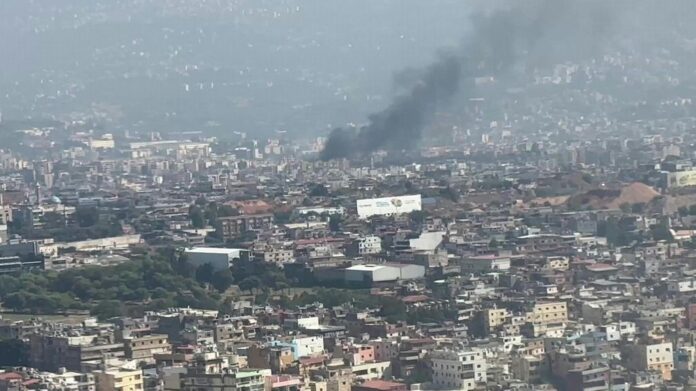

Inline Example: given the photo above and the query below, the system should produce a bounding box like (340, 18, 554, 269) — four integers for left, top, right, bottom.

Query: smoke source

(319, 0, 623, 161)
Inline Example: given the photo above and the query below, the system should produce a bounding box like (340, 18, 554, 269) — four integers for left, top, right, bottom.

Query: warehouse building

(344, 263, 425, 284)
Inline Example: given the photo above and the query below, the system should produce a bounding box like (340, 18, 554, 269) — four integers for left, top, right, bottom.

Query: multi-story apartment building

(483, 308, 511, 335)
(123, 333, 171, 363)
(29, 334, 125, 372)
(171, 370, 266, 391)
(526, 302, 568, 325)
(430, 349, 487, 391)
(216, 214, 274, 240)
(94, 368, 143, 391)
(623, 342, 674, 381)
(346, 236, 382, 257)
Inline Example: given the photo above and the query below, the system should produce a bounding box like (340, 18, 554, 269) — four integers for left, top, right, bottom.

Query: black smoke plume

(319, 0, 624, 161)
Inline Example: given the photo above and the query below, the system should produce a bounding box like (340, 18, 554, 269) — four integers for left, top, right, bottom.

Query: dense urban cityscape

(4, 1, 696, 391)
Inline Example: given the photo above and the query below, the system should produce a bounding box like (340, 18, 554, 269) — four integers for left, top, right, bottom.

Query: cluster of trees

(597, 217, 642, 247)
(170, 251, 292, 294)
(231, 258, 291, 292)
(0, 256, 221, 320)
(0, 246, 456, 324)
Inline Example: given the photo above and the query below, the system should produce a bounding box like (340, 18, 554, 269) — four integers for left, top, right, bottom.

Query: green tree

(195, 263, 215, 284)
(489, 238, 499, 249)
(329, 215, 342, 232)
(651, 223, 673, 242)
(632, 203, 645, 214)
(75, 207, 99, 227)
(189, 206, 206, 228)
(239, 276, 262, 293)
(409, 210, 428, 225)
(689, 205, 696, 216)
(211, 269, 235, 292)
(92, 300, 125, 321)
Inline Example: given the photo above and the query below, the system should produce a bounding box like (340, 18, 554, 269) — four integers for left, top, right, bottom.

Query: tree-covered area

(0, 250, 452, 325)
(0, 256, 220, 320)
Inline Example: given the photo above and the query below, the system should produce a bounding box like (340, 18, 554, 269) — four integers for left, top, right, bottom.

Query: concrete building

(184, 247, 250, 271)
(254, 246, 294, 265)
(29, 334, 125, 372)
(430, 349, 487, 391)
(216, 214, 274, 240)
(483, 308, 512, 335)
(173, 370, 266, 391)
(0, 255, 43, 274)
(35, 370, 96, 391)
(511, 355, 543, 383)
(123, 333, 171, 363)
(623, 342, 674, 380)
(346, 236, 382, 257)
(94, 368, 143, 391)
(460, 255, 511, 273)
(526, 302, 568, 325)
(350, 361, 393, 381)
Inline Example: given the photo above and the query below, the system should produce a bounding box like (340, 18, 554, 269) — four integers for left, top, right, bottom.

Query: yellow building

(526, 302, 568, 325)
(483, 308, 510, 334)
(94, 368, 143, 391)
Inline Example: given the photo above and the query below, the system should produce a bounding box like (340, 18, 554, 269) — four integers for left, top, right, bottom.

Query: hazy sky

(1, 1, 696, 140)
(0, 0, 475, 136)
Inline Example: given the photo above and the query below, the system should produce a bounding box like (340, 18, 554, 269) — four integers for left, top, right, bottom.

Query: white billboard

(668, 171, 696, 188)
(356, 194, 422, 219)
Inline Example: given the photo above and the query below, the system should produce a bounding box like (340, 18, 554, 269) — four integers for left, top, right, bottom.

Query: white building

(347, 236, 382, 256)
(624, 342, 674, 380)
(184, 247, 249, 271)
(289, 335, 324, 359)
(668, 278, 696, 294)
(460, 255, 511, 273)
(431, 349, 487, 390)
(344, 263, 425, 284)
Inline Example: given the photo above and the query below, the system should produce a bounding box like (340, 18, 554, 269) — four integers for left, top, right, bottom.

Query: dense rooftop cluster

(0, 122, 696, 391)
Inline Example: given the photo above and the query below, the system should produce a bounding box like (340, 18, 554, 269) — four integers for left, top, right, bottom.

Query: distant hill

(566, 182, 659, 210)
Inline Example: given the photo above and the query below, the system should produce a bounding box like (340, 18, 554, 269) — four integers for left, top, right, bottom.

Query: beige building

(123, 333, 171, 363)
(94, 368, 143, 391)
(526, 302, 568, 325)
(624, 342, 674, 381)
(511, 355, 543, 383)
(483, 308, 511, 335)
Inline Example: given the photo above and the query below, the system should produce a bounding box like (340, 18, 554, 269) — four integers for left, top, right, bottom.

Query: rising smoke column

(320, 53, 461, 161)
(320, 0, 624, 161)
